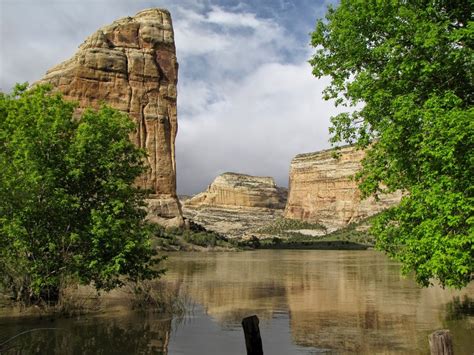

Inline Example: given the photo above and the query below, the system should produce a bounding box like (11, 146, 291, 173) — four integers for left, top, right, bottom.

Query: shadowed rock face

(183, 173, 287, 237)
(284, 146, 401, 231)
(38, 8, 183, 227)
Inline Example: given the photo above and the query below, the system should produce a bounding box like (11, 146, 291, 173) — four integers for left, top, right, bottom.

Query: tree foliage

(0, 84, 162, 304)
(310, 0, 473, 288)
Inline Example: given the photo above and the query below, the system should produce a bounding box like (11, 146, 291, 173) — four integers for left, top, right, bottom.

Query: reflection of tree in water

(165, 257, 217, 279)
(0, 313, 172, 354)
(445, 295, 473, 320)
(442, 296, 474, 355)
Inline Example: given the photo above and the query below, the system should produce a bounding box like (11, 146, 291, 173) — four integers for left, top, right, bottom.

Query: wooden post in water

(242, 315, 263, 355)
(429, 329, 454, 355)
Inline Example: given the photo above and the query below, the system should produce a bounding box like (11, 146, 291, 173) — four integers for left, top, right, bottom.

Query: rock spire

(38, 8, 183, 226)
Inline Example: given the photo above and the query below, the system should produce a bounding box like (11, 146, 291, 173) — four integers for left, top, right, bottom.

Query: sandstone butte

(185, 172, 287, 210)
(284, 145, 402, 231)
(182, 172, 287, 237)
(37, 8, 183, 227)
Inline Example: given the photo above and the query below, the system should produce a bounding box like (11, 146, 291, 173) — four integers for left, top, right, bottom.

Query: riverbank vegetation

(311, 0, 473, 288)
(255, 217, 326, 235)
(153, 224, 238, 250)
(0, 84, 163, 306)
(153, 217, 376, 251)
(255, 217, 375, 249)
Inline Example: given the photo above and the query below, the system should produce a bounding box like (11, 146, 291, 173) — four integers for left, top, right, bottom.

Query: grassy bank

(255, 218, 326, 235)
(152, 223, 239, 251)
(152, 221, 269, 251)
(254, 217, 375, 250)
(0, 279, 187, 319)
(258, 240, 369, 250)
(157, 217, 378, 251)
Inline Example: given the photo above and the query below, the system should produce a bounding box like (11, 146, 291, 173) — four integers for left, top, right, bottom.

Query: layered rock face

(183, 173, 287, 237)
(284, 146, 401, 231)
(38, 8, 183, 227)
(186, 172, 287, 210)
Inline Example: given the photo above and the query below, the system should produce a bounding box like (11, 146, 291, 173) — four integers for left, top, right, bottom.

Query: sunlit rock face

(186, 172, 287, 210)
(183, 173, 287, 237)
(38, 8, 183, 227)
(284, 146, 401, 231)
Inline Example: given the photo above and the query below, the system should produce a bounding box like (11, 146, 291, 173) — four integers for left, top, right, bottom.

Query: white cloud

(173, 6, 342, 194)
(0, 1, 341, 195)
(206, 6, 262, 28)
(173, 5, 295, 80)
(176, 60, 341, 194)
(173, 8, 230, 56)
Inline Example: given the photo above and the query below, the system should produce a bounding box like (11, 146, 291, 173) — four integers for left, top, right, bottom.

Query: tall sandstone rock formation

(183, 173, 287, 237)
(38, 8, 183, 227)
(284, 146, 401, 231)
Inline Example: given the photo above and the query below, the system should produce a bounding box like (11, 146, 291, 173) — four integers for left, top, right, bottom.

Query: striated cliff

(284, 146, 401, 231)
(38, 8, 183, 227)
(186, 172, 287, 209)
(183, 173, 287, 237)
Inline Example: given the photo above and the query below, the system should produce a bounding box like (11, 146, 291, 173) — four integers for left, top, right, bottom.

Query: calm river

(1, 250, 473, 354)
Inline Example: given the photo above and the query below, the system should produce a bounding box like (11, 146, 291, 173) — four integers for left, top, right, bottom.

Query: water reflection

(445, 296, 473, 320)
(164, 250, 474, 354)
(441, 296, 474, 355)
(0, 250, 472, 354)
(0, 313, 171, 354)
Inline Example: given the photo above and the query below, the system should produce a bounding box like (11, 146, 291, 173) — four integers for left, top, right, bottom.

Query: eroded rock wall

(183, 173, 287, 237)
(185, 172, 287, 209)
(284, 146, 401, 231)
(38, 8, 183, 227)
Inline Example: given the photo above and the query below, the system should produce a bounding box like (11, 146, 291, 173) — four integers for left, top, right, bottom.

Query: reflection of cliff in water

(166, 252, 289, 323)
(285, 252, 442, 354)
(164, 250, 474, 354)
(0, 312, 171, 354)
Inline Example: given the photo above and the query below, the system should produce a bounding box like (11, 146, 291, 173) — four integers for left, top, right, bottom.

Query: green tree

(310, 0, 473, 288)
(0, 84, 162, 304)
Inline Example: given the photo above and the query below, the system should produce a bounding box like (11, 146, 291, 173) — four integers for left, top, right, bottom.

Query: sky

(0, 0, 342, 195)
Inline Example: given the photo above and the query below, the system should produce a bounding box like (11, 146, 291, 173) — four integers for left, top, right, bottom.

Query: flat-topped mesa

(284, 145, 401, 231)
(185, 172, 287, 210)
(37, 8, 183, 227)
